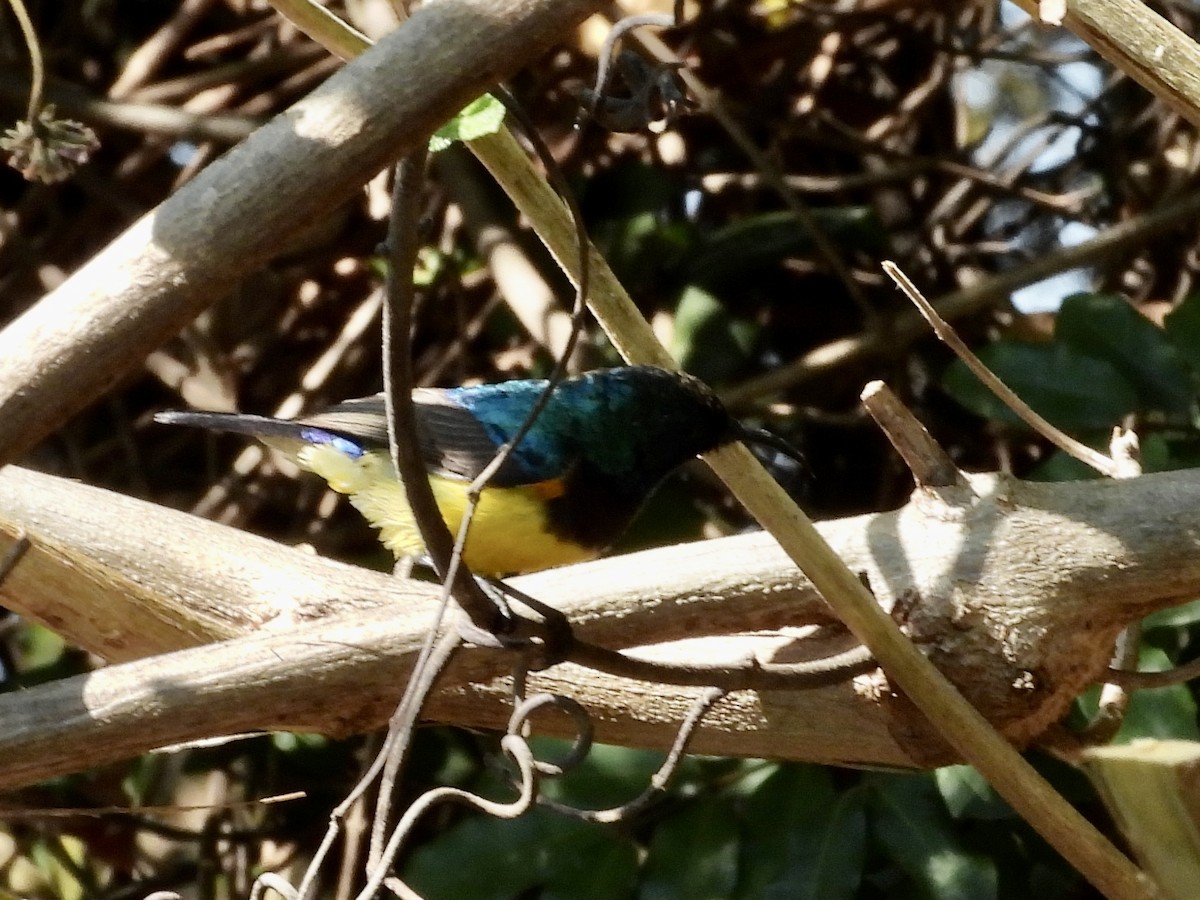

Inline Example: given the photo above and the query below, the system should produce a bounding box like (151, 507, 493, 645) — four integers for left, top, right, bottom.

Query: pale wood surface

(3, 463, 1200, 787)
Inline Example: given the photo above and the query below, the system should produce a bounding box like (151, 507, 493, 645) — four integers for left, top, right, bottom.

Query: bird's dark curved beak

(733, 425, 805, 470)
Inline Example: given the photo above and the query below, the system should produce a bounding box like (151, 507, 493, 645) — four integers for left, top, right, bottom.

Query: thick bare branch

(0, 0, 606, 465)
(3, 464, 1200, 786)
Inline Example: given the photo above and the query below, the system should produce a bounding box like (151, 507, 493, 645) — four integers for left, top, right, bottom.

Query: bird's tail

(154, 410, 320, 460)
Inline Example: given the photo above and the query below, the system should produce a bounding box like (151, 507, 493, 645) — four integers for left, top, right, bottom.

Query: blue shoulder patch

(299, 427, 365, 459)
(445, 380, 579, 478)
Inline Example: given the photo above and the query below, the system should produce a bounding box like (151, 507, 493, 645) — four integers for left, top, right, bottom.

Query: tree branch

(3, 463, 1200, 787)
(1009, 0, 1200, 128)
(0, 0, 606, 465)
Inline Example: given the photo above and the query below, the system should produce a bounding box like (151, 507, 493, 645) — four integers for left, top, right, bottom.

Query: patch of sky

(168, 141, 199, 167)
(956, 1, 1105, 314)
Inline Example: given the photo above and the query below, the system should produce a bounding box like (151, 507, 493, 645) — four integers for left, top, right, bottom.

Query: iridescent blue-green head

(450, 365, 737, 491)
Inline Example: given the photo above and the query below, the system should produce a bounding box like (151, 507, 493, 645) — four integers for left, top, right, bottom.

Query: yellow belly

(295, 443, 593, 576)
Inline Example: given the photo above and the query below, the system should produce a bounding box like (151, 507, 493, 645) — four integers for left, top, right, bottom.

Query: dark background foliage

(2, 0, 1200, 897)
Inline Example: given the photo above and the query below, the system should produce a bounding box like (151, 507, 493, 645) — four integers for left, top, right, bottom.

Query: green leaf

(868, 773, 998, 900)
(735, 765, 865, 900)
(798, 788, 867, 900)
(582, 162, 697, 291)
(533, 739, 666, 809)
(1026, 447, 1105, 482)
(402, 807, 637, 899)
(429, 94, 505, 152)
(687, 208, 882, 290)
(1141, 597, 1200, 630)
(640, 796, 740, 900)
(1164, 291, 1200, 374)
(1112, 647, 1200, 743)
(933, 766, 1012, 821)
(14, 621, 65, 670)
(1149, 433, 1200, 471)
(671, 285, 758, 383)
(942, 340, 1138, 430)
(1137, 431, 1175, 473)
(271, 732, 327, 752)
(1056, 293, 1193, 414)
(544, 830, 641, 900)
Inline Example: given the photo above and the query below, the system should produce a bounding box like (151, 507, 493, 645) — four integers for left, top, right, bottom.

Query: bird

(155, 365, 801, 577)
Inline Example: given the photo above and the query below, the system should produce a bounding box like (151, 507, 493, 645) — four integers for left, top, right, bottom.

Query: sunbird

(156, 365, 800, 577)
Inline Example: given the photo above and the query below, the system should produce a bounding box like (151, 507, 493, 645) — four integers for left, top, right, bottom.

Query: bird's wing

(301, 392, 539, 486)
(295, 395, 391, 446)
(416, 391, 544, 485)
(157, 392, 545, 486)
